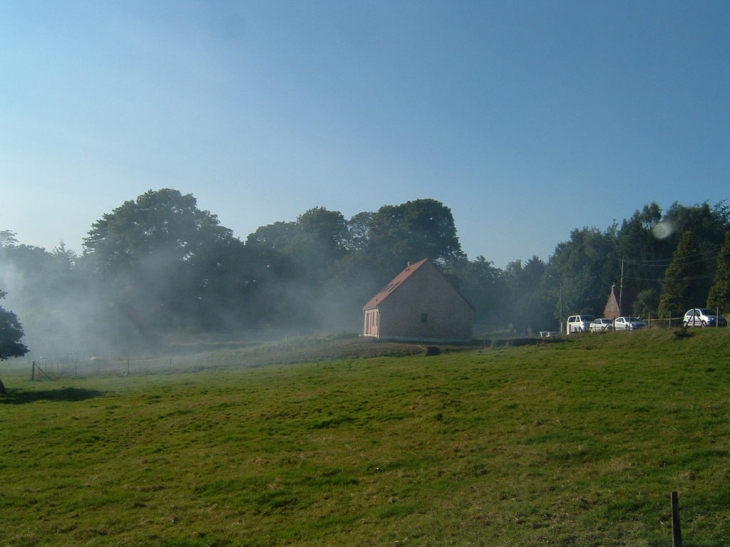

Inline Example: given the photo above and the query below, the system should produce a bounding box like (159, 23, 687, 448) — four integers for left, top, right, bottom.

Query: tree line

(1, 189, 730, 360)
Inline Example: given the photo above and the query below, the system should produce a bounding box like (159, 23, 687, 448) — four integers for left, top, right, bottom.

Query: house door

(364, 309, 379, 337)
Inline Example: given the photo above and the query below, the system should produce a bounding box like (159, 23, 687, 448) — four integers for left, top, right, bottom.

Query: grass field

(2, 329, 730, 546)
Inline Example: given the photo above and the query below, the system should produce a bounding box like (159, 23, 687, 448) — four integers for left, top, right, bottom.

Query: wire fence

(644, 311, 727, 330)
(28, 353, 222, 380)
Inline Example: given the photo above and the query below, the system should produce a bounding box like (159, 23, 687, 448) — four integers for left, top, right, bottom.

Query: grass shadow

(0, 387, 106, 404)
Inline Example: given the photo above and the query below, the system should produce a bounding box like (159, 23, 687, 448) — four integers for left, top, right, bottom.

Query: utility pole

(559, 281, 564, 334)
(619, 259, 624, 313)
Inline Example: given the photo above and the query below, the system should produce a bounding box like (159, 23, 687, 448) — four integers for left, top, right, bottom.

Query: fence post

(671, 491, 682, 547)
(31, 361, 35, 381)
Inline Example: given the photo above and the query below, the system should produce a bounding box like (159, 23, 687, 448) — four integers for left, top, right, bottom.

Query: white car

(614, 316, 647, 331)
(589, 318, 614, 332)
(683, 308, 727, 328)
(566, 315, 595, 334)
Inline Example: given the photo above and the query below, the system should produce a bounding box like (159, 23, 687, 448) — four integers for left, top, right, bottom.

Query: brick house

(362, 258, 475, 342)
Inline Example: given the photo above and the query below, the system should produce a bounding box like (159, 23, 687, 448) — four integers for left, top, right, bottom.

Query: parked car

(614, 316, 647, 331)
(566, 315, 595, 334)
(683, 308, 728, 328)
(589, 318, 614, 332)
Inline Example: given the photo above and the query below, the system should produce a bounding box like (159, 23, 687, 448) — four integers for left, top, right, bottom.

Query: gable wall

(377, 262, 473, 341)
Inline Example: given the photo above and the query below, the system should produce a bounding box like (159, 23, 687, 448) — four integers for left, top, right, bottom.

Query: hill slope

(2, 328, 730, 546)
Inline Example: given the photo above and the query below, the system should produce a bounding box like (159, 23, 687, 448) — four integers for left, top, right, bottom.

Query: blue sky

(2, 1, 728, 268)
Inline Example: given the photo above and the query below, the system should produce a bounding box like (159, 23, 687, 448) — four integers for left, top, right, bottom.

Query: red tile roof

(362, 258, 429, 310)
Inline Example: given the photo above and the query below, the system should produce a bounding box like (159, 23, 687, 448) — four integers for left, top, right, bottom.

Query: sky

(1, 0, 728, 268)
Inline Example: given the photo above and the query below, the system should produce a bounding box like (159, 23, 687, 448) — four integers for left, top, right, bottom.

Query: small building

(362, 258, 474, 342)
(603, 284, 621, 320)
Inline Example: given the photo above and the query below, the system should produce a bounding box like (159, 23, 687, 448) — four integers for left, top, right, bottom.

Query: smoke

(0, 245, 143, 361)
(0, 238, 379, 363)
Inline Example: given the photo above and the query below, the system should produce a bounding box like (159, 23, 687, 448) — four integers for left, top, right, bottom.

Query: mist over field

(2, 191, 730, 362)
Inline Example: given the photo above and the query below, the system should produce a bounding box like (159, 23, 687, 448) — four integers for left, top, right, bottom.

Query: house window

(421, 313, 428, 323)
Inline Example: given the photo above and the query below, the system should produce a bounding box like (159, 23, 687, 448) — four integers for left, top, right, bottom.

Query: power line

(621, 246, 720, 267)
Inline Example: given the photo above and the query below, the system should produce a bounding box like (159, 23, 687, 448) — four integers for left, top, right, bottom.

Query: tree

(0, 236, 89, 355)
(0, 290, 29, 393)
(351, 199, 464, 278)
(663, 201, 729, 289)
(292, 207, 349, 285)
(633, 288, 660, 318)
(616, 203, 672, 299)
(707, 231, 730, 313)
(82, 189, 242, 343)
(548, 226, 619, 319)
(664, 201, 730, 244)
(84, 188, 234, 274)
(502, 257, 554, 334)
(0, 230, 18, 247)
(343, 211, 374, 254)
(453, 255, 505, 328)
(658, 230, 708, 319)
(244, 208, 354, 332)
(245, 221, 298, 254)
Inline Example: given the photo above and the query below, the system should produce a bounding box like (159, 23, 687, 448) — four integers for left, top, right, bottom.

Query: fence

(644, 310, 727, 330)
(28, 353, 221, 380)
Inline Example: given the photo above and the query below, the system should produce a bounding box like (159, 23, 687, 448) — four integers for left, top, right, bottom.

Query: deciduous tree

(360, 199, 464, 274)
(0, 290, 29, 393)
(82, 189, 243, 342)
(548, 226, 619, 319)
(502, 257, 553, 334)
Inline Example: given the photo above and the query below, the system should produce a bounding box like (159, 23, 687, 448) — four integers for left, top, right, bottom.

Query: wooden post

(671, 491, 682, 547)
(31, 361, 35, 381)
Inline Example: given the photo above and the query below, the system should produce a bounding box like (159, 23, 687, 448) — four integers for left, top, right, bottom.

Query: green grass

(2, 328, 730, 546)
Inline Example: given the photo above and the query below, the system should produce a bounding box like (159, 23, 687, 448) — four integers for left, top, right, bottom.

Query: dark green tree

(297, 208, 348, 254)
(664, 201, 730, 244)
(294, 207, 349, 285)
(0, 290, 29, 393)
(246, 207, 347, 270)
(616, 203, 672, 299)
(343, 211, 374, 254)
(0, 291, 28, 359)
(369, 199, 464, 269)
(84, 188, 234, 274)
(663, 201, 729, 290)
(548, 226, 619, 320)
(658, 230, 707, 318)
(82, 189, 244, 343)
(502, 257, 554, 334)
(632, 288, 660, 318)
(245, 221, 298, 254)
(452, 255, 505, 329)
(245, 208, 354, 331)
(707, 231, 730, 313)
